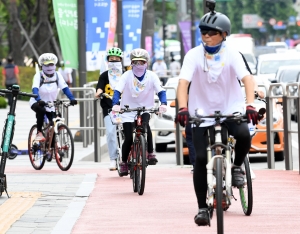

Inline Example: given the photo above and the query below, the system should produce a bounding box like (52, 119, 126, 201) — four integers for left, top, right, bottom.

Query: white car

(256, 53, 300, 84)
(154, 77, 179, 152)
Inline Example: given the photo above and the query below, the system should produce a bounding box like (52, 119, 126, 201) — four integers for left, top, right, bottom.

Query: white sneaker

(109, 160, 117, 171)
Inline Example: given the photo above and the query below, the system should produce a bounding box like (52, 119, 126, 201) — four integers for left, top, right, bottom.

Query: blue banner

(195, 21, 202, 47)
(85, 0, 111, 71)
(122, 0, 144, 58)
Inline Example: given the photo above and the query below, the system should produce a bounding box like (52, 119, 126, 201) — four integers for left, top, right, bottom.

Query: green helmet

(107, 47, 123, 60)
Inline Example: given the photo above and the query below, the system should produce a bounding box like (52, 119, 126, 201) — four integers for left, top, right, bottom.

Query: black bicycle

(120, 105, 158, 195)
(0, 85, 37, 197)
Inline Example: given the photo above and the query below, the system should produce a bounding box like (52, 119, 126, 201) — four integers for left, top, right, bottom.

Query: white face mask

(108, 62, 122, 90)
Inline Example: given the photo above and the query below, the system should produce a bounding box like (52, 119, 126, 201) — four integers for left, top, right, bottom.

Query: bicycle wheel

(215, 157, 224, 234)
(239, 156, 253, 216)
(131, 142, 138, 192)
(136, 135, 146, 195)
(28, 124, 46, 170)
(116, 128, 124, 177)
(54, 124, 74, 171)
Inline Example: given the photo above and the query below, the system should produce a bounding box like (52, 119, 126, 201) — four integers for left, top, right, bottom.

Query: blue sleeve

(157, 90, 167, 105)
(112, 90, 121, 106)
(32, 87, 41, 101)
(62, 87, 75, 100)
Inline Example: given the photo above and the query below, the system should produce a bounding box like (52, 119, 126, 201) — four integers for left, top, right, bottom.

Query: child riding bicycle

(112, 48, 167, 176)
(30, 53, 77, 143)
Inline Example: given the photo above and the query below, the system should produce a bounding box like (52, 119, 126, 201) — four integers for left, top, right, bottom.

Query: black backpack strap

(40, 72, 58, 87)
(239, 52, 252, 75)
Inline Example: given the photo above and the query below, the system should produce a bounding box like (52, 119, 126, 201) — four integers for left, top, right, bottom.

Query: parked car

(273, 65, 300, 95)
(256, 53, 300, 84)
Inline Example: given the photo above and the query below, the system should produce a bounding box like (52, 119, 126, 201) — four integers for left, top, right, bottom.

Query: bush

(0, 97, 7, 109)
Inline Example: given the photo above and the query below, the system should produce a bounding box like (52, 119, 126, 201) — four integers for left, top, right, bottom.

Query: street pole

(191, 0, 196, 48)
(78, 0, 86, 87)
(162, 0, 166, 60)
(77, 0, 87, 141)
(117, 0, 124, 50)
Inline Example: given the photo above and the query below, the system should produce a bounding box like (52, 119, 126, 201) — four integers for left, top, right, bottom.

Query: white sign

(242, 14, 264, 29)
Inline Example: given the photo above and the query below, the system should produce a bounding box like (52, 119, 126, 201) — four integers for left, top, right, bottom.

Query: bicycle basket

(109, 111, 123, 125)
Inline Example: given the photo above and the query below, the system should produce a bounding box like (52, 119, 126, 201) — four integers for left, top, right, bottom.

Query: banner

(145, 36, 152, 58)
(85, 0, 111, 71)
(53, 0, 78, 69)
(195, 21, 202, 47)
(178, 21, 192, 54)
(122, 0, 143, 55)
(107, 0, 117, 50)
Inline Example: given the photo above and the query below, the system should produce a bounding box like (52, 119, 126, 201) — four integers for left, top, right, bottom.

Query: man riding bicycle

(176, 9, 258, 226)
(111, 48, 167, 176)
(95, 47, 124, 171)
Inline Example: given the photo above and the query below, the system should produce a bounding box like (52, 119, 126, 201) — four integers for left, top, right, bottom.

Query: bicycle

(190, 111, 253, 234)
(28, 100, 75, 171)
(0, 85, 37, 197)
(119, 105, 159, 195)
(98, 93, 124, 176)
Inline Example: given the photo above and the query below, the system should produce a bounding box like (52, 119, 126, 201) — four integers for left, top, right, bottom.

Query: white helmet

(38, 53, 58, 66)
(130, 48, 150, 62)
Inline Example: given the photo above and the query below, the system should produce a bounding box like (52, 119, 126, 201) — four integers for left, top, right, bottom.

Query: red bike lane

(72, 167, 300, 234)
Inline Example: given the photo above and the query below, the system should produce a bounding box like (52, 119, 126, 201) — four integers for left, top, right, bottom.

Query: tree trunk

(34, 0, 51, 53)
(8, 0, 23, 65)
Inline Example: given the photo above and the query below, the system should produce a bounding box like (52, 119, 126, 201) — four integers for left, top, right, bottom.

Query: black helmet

(199, 12, 231, 36)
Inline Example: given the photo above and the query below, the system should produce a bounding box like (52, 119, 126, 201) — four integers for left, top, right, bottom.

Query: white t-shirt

(115, 70, 164, 122)
(152, 61, 167, 77)
(58, 67, 73, 83)
(29, 72, 68, 112)
(179, 41, 250, 119)
(169, 61, 181, 77)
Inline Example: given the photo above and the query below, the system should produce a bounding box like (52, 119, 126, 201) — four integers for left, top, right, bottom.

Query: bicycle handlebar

(45, 100, 72, 108)
(120, 106, 159, 114)
(0, 88, 38, 98)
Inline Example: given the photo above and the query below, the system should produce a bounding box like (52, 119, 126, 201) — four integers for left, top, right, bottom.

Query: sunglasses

(132, 60, 146, 65)
(201, 30, 220, 36)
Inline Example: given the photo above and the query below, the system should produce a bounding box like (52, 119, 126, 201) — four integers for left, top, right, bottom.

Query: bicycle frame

(206, 124, 232, 208)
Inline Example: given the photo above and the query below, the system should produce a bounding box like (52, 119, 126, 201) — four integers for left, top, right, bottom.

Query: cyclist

(95, 47, 124, 171)
(30, 53, 77, 142)
(111, 48, 167, 175)
(176, 10, 258, 226)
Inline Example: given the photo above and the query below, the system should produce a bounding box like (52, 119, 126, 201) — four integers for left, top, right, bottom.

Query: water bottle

(248, 121, 256, 137)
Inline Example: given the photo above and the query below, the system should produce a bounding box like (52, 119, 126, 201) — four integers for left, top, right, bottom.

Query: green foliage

(0, 96, 7, 109)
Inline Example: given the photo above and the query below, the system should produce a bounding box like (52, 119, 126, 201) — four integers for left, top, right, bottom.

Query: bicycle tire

(136, 135, 146, 195)
(131, 142, 138, 192)
(116, 129, 124, 177)
(8, 144, 18, 160)
(54, 124, 74, 171)
(28, 124, 46, 170)
(215, 157, 224, 234)
(239, 156, 253, 216)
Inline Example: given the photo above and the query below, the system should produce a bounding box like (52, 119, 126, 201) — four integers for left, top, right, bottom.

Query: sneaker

(147, 153, 158, 165)
(194, 208, 209, 226)
(46, 152, 52, 162)
(232, 166, 245, 188)
(190, 169, 194, 174)
(109, 159, 117, 171)
(35, 132, 45, 142)
(119, 162, 128, 176)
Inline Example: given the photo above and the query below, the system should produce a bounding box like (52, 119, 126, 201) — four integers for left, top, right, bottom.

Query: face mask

(132, 64, 147, 77)
(42, 65, 56, 75)
(202, 42, 222, 54)
(108, 61, 122, 71)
